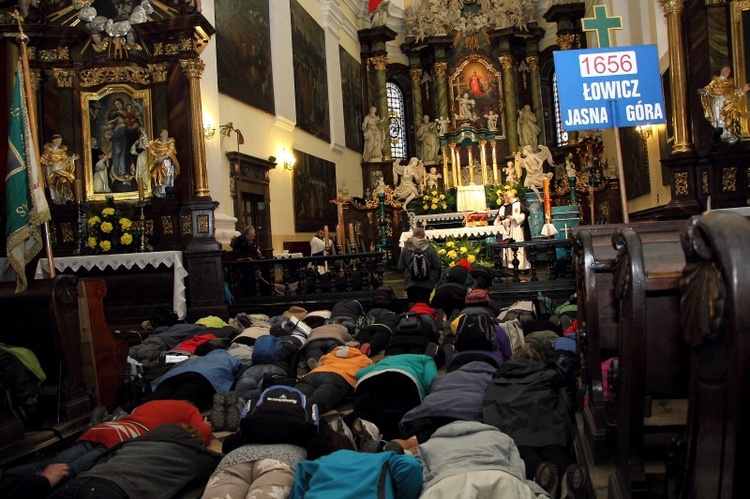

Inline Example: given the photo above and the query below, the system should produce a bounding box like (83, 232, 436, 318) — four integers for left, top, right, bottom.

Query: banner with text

(553, 44, 666, 131)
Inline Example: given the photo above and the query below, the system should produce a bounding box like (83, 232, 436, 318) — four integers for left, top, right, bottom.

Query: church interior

(0, 0, 748, 497)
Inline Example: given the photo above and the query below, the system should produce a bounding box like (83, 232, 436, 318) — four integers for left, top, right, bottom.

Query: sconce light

(203, 122, 216, 140)
(281, 148, 296, 171)
(636, 124, 653, 140)
(220, 122, 245, 153)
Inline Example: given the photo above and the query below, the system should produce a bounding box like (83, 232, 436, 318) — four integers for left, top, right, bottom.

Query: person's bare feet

(41, 463, 70, 487)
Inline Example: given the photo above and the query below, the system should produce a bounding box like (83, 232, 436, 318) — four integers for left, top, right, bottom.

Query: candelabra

(76, 200, 87, 255)
(376, 192, 390, 267)
(138, 200, 148, 252)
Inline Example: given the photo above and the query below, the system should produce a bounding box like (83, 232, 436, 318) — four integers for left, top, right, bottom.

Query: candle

(348, 223, 355, 246)
(336, 224, 341, 245)
(137, 177, 144, 201)
(542, 177, 551, 220)
(74, 179, 83, 204)
(324, 225, 329, 246)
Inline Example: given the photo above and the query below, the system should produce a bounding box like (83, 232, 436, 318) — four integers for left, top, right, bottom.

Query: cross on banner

(582, 5, 623, 48)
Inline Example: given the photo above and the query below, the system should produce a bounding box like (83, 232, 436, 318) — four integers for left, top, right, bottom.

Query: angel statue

(515, 144, 555, 196)
(42, 134, 79, 204)
(148, 129, 180, 198)
(393, 157, 424, 210)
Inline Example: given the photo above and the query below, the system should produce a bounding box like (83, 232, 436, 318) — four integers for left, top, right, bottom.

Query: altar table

(399, 225, 504, 247)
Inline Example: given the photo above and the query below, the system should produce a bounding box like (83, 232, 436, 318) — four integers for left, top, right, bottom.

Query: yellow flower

(102, 207, 115, 216)
(99, 240, 111, 252)
(445, 241, 455, 248)
(468, 254, 476, 263)
(121, 233, 133, 245)
(431, 190, 437, 196)
(88, 237, 97, 249)
(438, 248, 446, 255)
(423, 204, 429, 210)
(120, 218, 132, 230)
(447, 261, 455, 267)
(88, 216, 100, 226)
(512, 189, 517, 194)
(459, 246, 468, 254)
(100, 221, 113, 233)
(447, 250, 457, 260)
(431, 203, 437, 210)
(439, 194, 445, 199)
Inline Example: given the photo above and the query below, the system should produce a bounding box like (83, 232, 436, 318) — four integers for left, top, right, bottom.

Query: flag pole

(12, 10, 55, 277)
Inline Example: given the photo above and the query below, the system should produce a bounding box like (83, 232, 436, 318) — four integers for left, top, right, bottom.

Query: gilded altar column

(659, 0, 693, 153)
(180, 58, 210, 197)
(442, 145, 451, 188)
(479, 140, 488, 185)
(370, 55, 391, 160)
(526, 54, 545, 146)
(499, 53, 519, 153)
(450, 143, 460, 187)
(490, 140, 498, 184)
(434, 62, 450, 124)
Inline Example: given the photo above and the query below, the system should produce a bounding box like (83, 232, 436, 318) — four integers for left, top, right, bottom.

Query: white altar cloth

(35, 251, 188, 319)
(456, 185, 487, 211)
(400, 226, 504, 247)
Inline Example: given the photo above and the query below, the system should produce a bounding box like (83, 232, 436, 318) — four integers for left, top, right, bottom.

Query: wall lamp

(280, 148, 296, 171)
(636, 124, 653, 140)
(220, 122, 244, 153)
(203, 121, 216, 140)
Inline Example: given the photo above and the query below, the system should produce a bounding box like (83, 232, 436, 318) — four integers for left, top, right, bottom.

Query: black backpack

(454, 313, 497, 352)
(408, 249, 430, 281)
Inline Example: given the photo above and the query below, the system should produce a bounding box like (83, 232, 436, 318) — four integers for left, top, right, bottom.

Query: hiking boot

(359, 343, 371, 357)
(560, 463, 586, 499)
(224, 392, 241, 432)
(534, 462, 559, 498)
(352, 417, 382, 453)
(209, 393, 227, 431)
(328, 415, 356, 449)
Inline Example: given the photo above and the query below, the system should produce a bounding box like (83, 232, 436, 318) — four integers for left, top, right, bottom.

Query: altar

(399, 225, 504, 247)
(35, 251, 188, 320)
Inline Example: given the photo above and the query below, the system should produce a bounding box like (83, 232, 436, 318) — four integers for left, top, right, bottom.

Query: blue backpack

(240, 385, 319, 446)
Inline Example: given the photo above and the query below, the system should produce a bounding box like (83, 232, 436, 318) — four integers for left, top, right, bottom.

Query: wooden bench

(665, 211, 750, 497)
(607, 226, 690, 498)
(571, 221, 686, 464)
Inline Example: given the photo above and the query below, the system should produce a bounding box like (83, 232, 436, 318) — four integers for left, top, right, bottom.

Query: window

(552, 72, 568, 146)
(386, 82, 407, 160)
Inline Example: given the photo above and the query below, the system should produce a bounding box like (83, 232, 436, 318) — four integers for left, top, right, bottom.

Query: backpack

(240, 385, 319, 446)
(408, 249, 430, 281)
(394, 312, 423, 335)
(251, 335, 284, 364)
(454, 313, 497, 352)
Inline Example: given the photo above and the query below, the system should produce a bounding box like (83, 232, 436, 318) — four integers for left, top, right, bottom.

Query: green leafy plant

(417, 187, 456, 214)
(86, 197, 138, 254)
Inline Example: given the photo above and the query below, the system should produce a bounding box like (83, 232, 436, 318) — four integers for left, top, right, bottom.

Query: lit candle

(137, 177, 145, 201)
(74, 179, 83, 204)
(324, 225, 329, 246)
(348, 223, 355, 246)
(542, 177, 551, 221)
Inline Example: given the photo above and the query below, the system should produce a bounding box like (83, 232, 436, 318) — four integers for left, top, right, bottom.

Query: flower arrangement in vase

(431, 235, 483, 269)
(486, 182, 528, 207)
(86, 197, 138, 254)
(417, 186, 456, 215)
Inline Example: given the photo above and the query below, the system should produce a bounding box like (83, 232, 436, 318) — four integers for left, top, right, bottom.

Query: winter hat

(447, 265, 469, 284)
(371, 286, 397, 309)
(464, 289, 491, 306)
(282, 306, 308, 321)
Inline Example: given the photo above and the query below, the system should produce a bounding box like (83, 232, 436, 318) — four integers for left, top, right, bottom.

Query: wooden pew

(666, 211, 750, 498)
(607, 226, 690, 498)
(571, 221, 685, 464)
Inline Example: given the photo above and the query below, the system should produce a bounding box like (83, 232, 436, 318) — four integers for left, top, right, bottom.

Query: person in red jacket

(5, 399, 211, 479)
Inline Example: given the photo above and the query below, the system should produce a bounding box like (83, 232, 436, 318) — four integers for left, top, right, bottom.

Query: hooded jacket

(397, 235, 442, 291)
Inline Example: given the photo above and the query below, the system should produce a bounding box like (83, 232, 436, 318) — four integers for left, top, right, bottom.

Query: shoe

(224, 392, 241, 432)
(209, 393, 227, 431)
(328, 415, 356, 449)
(560, 463, 586, 498)
(352, 417, 382, 453)
(534, 462, 559, 498)
(359, 343, 371, 357)
(307, 357, 320, 371)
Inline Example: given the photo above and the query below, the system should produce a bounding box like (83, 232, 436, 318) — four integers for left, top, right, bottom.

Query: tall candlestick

(74, 179, 83, 204)
(137, 177, 144, 201)
(348, 222, 355, 247)
(543, 177, 551, 221)
(324, 225, 329, 246)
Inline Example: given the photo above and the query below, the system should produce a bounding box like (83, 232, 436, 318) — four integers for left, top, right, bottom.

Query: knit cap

(464, 289, 491, 305)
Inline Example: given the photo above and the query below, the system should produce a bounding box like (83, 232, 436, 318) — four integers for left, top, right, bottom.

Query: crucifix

(582, 5, 623, 49)
(331, 190, 348, 254)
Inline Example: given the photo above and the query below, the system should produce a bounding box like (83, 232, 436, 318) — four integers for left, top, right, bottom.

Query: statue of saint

(435, 116, 450, 135)
(362, 107, 385, 162)
(371, 0, 390, 27)
(484, 110, 499, 131)
(417, 114, 439, 164)
(393, 157, 423, 209)
(425, 167, 442, 189)
(699, 65, 750, 144)
(148, 129, 180, 198)
(516, 144, 554, 192)
(517, 105, 540, 150)
(457, 93, 475, 119)
(41, 134, 78, 204)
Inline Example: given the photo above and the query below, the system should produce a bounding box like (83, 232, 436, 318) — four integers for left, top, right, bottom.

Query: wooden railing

(222, 251, 385, 313)
(491, 238, 575, 283)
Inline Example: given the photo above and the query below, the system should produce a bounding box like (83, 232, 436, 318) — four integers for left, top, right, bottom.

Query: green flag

(5, 62, 50, 293)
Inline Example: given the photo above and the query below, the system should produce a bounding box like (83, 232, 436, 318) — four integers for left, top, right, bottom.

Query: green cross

(582, 5, 622, 48)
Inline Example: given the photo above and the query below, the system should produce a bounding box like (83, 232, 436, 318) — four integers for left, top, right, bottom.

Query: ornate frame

(731, 1, 750, 137)
(449, 55, 505, 137)
(81, 84, 153, 202)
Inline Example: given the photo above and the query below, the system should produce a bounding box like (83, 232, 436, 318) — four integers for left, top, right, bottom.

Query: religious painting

(81, 84, 153, 202)
(449, 57, 504, 135)
(731, 2, 750, 137)
(340, 46, 363, 153)
(293, 150, 337, 232)
(619, 126, 651, 200)
(291, 0, 330, 142)
(216, 0, 274, 115)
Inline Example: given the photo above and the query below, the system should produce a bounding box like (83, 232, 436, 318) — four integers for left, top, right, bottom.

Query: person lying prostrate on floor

(417, 420, 549, 498)
(430, 265, 471, 319)
(290, 446, 423, 499)
(301, 323, 359, 370)
(482, 346, 585, 498)
(48, 424, 220, 499)
(131, 348, 243, 412)
(399, 360, 496, 442)
(6, 400, 211, 479)
(294, 345, 371, 413)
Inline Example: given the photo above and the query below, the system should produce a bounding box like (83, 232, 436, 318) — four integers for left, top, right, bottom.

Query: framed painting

(449, 56, 504, 135)
(216, 0, 274, 115)
(291, 0, 330, 142)
(81, 84, 153, 202)
(340, 46, 363, 153)
(293, 150, 337, 232)
(619, 126, 651, 200)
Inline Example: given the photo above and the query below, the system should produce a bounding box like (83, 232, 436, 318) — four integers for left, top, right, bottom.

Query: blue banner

(553, 44, 666, 131)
